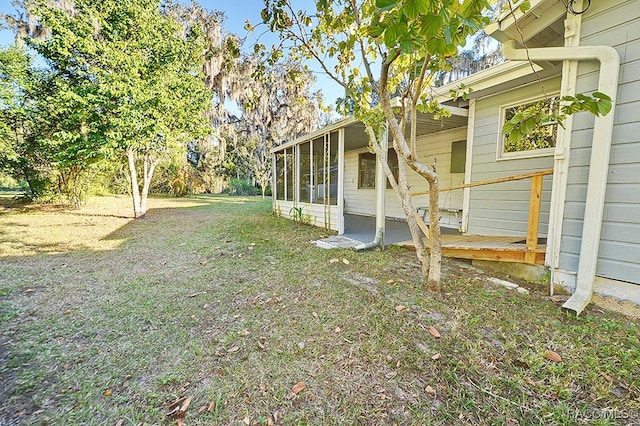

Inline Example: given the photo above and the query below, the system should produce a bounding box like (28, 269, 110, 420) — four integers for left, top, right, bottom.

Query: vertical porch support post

(337, 129, 345, 234)
(462, 99, 476, 233)
(271, 153, 276, 211)
(295, 144, 300, 206)
(525, 174, 543, 264)
(375, 125, 389, 248)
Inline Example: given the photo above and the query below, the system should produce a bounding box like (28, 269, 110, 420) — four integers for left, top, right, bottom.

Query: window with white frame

(358, 150, 399, 189)
(498, 96, 559, 160)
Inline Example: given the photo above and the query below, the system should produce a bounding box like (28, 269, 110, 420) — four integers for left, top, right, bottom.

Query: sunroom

(271, 109, 470, 240)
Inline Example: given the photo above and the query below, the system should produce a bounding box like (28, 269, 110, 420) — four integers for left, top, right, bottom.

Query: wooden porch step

(395, 234, 546, 265)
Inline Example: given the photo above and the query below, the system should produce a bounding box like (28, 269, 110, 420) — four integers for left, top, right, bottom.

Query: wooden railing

(410, 169, 554, 264)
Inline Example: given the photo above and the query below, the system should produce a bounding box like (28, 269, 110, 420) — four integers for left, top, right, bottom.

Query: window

(275, 152, 285, 200)
(358, 150, 399, 189)
(358, 152, 376, 189)
(498, 96, 558, 160)
(450, 140, 466, 173)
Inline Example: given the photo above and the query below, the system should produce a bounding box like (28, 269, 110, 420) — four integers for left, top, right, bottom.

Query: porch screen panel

(275, 152, 285, 200)
(312, 137, 324, 204)
(299, 142, 311, 203)
(285, 148, 294, 201)
(329, 132, 338, 205)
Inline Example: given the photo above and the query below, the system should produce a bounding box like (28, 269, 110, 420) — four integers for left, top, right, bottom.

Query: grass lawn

(0, 194, 638, 425)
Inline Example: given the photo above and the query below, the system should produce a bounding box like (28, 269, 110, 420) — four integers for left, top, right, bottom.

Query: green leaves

(375, 0, 397, 9)
(561, 92, 612, 117)
(502, 92, 614, 151)
(403, 0, 430, 20)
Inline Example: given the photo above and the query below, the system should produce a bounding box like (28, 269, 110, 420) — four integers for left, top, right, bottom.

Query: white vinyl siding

(466, 78, 560, 237)
(558, 0, 640, 285)
(343, 127, 467, 228)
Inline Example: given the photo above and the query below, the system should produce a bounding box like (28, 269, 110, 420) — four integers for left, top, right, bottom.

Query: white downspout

(502, 40, 620, 315)
(355, 125, 388, 251)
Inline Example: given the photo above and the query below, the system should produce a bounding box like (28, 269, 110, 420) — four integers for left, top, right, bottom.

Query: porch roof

(272, 105, 469, 154)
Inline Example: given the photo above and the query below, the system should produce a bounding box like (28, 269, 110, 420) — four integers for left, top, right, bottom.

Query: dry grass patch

(0, 195, 638, 425)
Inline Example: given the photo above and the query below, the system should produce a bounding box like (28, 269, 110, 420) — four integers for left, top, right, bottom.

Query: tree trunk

(395, 153, 431, 286)
(366, 127, 433, 289)
(139, 152, 159, 219)
(127, 149, 144, 218)
(377, 59, 442, 291)
(383, 110, 442, 291)
(427, 172, 441, 290)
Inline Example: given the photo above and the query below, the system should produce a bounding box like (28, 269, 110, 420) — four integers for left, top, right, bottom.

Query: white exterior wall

(558, 0, 640, 286)
(274, 200, 340, 232)
(343, 127, 467, 228)
(466, 78, 560, 237)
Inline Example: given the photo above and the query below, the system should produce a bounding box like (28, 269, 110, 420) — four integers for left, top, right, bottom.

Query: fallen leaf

(384, 371, 397, 379)
(312, 311, 319, 319)
(241, 329, 250, 336)
(334, 326, 341, 333)
(329, 258, 339, 263)
(425, 385, 436, 394)
(525, 377, 537, 386)
(243, 416, 250, 425)
(386, 279, 395, 284)
(166, 396, 191, 418)
(103, 389, 112, 397)
(207, 400, 216, 413)
(395, 305, 407, 312)
(342, 258, 350, 265)
(431, 353, 442, 361)
(227, 346, 240, 353)
(25, 288, 34, 293)
(546, 350, 562, 363)
(298, 341, 305, 349)
(197, 405, 207, 415)
(115, 420, 125, 426)
(291, 381, 306, 394)
(63, 310, 72, 315)
(428, 326, 441, 338)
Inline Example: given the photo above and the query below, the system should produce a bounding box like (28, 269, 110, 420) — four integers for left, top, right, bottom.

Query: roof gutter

(502, 40, 620, 315)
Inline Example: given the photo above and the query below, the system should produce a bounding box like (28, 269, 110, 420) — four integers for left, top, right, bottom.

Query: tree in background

(0, 46, 51, 197)
(29, 0, 211, 217)
(2, 0, 325, 203)
(235, 58, 324, 197)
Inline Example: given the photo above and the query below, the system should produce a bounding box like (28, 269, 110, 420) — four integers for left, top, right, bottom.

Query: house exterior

(271, 0, 640, 312)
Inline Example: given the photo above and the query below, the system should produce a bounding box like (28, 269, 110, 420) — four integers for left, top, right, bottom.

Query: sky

(0, 0, 345, 107)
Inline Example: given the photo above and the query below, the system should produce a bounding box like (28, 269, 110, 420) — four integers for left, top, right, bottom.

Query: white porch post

(375, 125, 389, 246)
(462, 99, 476, 233)
(338, 128, 345, 234)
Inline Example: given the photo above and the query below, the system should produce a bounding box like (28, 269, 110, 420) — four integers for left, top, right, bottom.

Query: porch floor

(396, 234, 546, 265)
(342, 213, 459, 246)
(341, 214, 545, 265)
